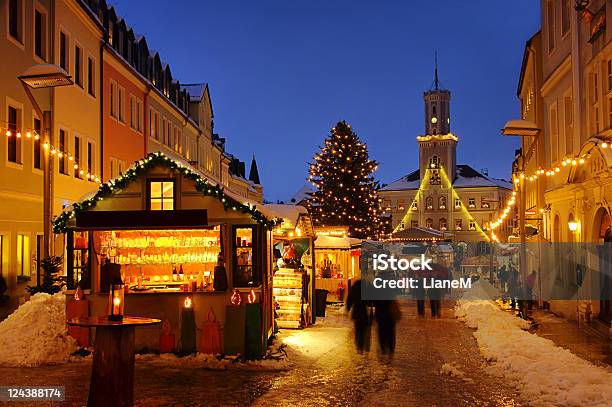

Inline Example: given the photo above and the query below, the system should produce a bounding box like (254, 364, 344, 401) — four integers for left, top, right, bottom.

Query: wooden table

(68, 316, 161, 407)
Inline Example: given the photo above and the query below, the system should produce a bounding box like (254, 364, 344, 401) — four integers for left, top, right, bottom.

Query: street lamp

(568, 221, 579, 232)
(18, 64, 72, 272)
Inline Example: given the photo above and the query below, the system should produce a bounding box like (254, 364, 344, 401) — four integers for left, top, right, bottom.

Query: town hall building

(379, 68, 514, 243)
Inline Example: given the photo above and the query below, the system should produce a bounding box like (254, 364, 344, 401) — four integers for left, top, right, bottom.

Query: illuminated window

(481, 197, 490, 209)
(439, 218, 447, 231)
(439, 196, 446, 210)
(17, 234, 30, 277)
(426, 218, 433, 228)
(411, 200, 418, 210)
(148, 180, 174, 210)
(468, 198, 476, 208)
(410, 220, 418, 228)
(455, 219, 462, 230)
(429, 170, 441, 185)
(429, 155, 440, 169)
(397, 200, 405, 211)
(454, 198, 461, 209)
(469, 220, 476, 231)
(426, 197, 433, 210)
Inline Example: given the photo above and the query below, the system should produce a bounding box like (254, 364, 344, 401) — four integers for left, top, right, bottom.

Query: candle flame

(184, 297, 192, 308)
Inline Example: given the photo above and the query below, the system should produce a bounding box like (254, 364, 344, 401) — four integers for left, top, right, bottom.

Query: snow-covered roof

(381, 165, 512, 191)
(262, 204, 308, 229)
(183, 83, 207, 102)
(291, 185, 314, 203)
(315, 235, 361, 249)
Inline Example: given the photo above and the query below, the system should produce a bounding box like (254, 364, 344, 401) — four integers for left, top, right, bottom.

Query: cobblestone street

(0, 301, 526, 406)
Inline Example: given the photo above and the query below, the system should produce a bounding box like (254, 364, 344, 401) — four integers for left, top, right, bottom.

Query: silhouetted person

(346, 279, 371, 353)
(412, 271, 426, 317)
(374, 299, 400, 356)
(428, 264, 447, 318)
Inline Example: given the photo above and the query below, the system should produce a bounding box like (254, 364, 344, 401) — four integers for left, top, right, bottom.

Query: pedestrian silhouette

(346, 279, 371, 353)
(374, 299, 401, 356)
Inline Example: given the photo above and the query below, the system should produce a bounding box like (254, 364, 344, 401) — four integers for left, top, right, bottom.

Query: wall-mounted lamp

(568, 221, 579, 232)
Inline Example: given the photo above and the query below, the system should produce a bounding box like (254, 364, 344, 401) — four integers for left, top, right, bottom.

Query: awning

(315, 235, 361, 249)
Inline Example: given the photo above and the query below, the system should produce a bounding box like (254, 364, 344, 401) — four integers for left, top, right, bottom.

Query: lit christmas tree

(307, 121, 383, 239)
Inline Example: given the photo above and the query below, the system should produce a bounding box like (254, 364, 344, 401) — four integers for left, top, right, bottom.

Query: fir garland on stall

(53, 152, 277, 233)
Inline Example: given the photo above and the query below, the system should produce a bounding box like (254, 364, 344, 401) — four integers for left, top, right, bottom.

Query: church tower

(418, 57, 457, 181)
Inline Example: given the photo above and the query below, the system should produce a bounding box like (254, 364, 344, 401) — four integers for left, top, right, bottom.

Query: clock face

(431, 117, 438, 124)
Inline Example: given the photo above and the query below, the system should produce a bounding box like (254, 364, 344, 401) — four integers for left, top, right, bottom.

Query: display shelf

(274, 268, 304, 329)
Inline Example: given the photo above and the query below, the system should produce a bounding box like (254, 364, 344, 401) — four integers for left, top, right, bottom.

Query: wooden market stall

(263, 204, 316, 329)
(54, 153, 276, 358)
(314, 235, 361, 303)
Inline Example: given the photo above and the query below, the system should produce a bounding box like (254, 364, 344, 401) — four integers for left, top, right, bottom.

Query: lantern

(247, 288, 256, 304)
(184, 296, 192, 308)
(230, 289, 242, 306)
(108, 284, 124, 321)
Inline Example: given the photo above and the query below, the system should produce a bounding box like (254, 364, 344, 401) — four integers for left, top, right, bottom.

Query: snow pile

(0, 292, 77, 366)
(135, 351, 291, 371)
(440, 362, 465, 378)
(456, 293, 612, 406)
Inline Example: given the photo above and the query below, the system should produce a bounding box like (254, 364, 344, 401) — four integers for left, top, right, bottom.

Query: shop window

(439, 196, 446, 210)
(426, 218, 433, 228)
(469, 220, 477, 231)
(233, 226, 260, 287)
(411, 200, 418, 210)
(454, 198, 461, 209)
(455, 219, 462, 231)
(33, 117, 41, 169)
(148, 180, 174, 210)
(468, 198, 476, 208)
(426, 197, 433, 210)
(7, 105, 21, 164)
(439, 218, 447, 231)
(481, 197, 490, 209)
(17, 234, 30, 278)
(8, 0, 23, 44)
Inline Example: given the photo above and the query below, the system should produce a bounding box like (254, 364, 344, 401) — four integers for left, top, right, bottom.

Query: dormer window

(148, 180, 175, 210)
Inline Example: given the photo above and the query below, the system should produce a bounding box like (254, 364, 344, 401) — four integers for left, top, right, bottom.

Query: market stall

(54, 153, 276, 357)
(263, 204, 315, 329)
(314, 235, 361, 303)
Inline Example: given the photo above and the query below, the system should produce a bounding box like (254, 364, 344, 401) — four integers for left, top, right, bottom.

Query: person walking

(428, 263, 447, 318)
(374, 299, 401, 356)
(346, 279, 371, 353)
(412, 269, 426, 317)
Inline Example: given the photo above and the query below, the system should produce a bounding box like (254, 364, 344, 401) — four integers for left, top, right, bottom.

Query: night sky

(110, 0, 540, 202)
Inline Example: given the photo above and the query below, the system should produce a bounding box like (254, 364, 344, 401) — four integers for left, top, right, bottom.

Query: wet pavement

(0, 301, 525, 406)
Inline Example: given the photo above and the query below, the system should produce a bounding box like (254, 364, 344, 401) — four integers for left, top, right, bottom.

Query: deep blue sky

(111, 0, 540, 202)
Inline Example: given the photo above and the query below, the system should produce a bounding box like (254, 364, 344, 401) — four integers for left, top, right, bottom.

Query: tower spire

(434, 52, 439, 90)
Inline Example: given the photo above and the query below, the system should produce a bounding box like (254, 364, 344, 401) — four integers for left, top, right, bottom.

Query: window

(439, 196, 446, 210)
(87, 57, 95, 96)
(429, 170, 441, 185)
(74, 136, 81, 178)
(469, 220, 477, 231)
(87, 141, 93, 178)
(564, 95, 573, 154)
(481, 197, 490, 209)
(118, 86, 125, 122)
(426, 196, 433, 210)
(110, 81, 116, 118)
(33, 117, 41, 169)
(154, 112, 159, 140)
(130, 96, 135, 129)
(59, 129, 67, 174)
(17, 234, 30, 277)
(429, 155, 440, 169)
(59, 31, 68, 71)
(411, 200, 418, 210)
(550, 105, 558, 162)
(455, 219, 462, 231)
(109, 157, 124, 179)
(439, 218, 447, 231)
(149, 109, 154, 138)
(382, 199, 391, 210)
(136, 99, 142, 132)
(397, 200, 405, 211)
(410, 220, 418, 228)
(74, 44, 83, 87)
(7, 105, 21, 164)
(426, 218, 433, 228)
(148, 180, 174, 210)
(547, 0, 555, 52)
(161, 117, 167, 144)
(561, 0, 570, 36)
(454, 198, 461, 209)
(8, 0, 23, 44)
(468, 198, 476, 208)
(34, 8, 47, 60)
(232, 226, 259, 287)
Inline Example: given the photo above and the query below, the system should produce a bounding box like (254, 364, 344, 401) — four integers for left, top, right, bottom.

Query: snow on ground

(439, 362, 469, 380)
(456, 282, 612, 407)
(0, 292, 77, 366)
(135, 349, 291, 371)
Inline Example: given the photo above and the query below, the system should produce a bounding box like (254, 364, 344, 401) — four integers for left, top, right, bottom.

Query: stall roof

(315, 235, 361, 249)
(391, 227, 451, 242)
(53, 152, 277, 233)
(262, 204, 308, 228)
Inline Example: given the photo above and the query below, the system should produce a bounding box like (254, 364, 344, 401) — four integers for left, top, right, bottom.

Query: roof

(315, 235, 361, 249)
(391, 227, 450, 241)
(262, 204, 308, 229)
(381, 165, 512, 191)
(291, 185, 314, 203)
(183, 83, 208, 102)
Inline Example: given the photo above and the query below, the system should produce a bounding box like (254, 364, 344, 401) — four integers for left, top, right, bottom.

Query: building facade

(379, 73, 513, 243)
(0, 0, 262, 294)
(509, 0, 612, 332)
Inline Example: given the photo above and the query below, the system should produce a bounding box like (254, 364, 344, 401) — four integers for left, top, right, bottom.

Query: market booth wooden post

(55, 153, 276, 356)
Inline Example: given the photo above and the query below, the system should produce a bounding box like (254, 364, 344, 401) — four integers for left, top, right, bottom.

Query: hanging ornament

(230, 289, 242, 306)
(247, 288, 256, 304)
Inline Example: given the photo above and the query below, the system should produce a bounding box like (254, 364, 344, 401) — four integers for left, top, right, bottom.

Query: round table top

(67, 316, 161, 328)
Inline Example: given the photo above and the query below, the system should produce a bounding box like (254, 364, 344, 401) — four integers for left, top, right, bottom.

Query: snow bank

(135, 351, 291, 371)
(440, 362, 466, 378)
(0, 293, 77, 366)
(456, 289, 612, 407)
